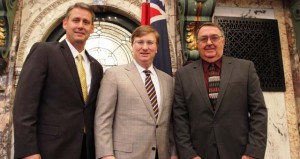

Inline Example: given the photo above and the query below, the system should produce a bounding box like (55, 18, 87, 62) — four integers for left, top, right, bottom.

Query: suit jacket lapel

(155, 69, 166, 122)
(215, 56, 233, 112)
(60, 40, 84, 102)
(125, 62, 157, 122)
(191, 61, 214, 112)
(85, 51, 98, 105)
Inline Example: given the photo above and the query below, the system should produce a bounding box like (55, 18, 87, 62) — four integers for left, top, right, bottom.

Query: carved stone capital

(177, 0, 215, 62)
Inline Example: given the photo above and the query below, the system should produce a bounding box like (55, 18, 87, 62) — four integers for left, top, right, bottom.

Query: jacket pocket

(113, 141, 133, 152)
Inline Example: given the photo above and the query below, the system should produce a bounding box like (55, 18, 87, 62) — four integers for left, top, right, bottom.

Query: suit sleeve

(169, 110, 177, 156)
(168, 78, 177, 156)
(13, 43, 48, 158)
(173, 70, 199, 159)
(244, 61, 268, 159)
(94, 68, 118, 158)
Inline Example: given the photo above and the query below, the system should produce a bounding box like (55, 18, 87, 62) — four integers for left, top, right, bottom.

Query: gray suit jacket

(94, 62, 175, 159)
(173, 56, 268, 159)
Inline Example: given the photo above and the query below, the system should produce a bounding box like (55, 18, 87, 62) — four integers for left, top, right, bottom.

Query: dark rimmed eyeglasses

(197, 35, 224, 43)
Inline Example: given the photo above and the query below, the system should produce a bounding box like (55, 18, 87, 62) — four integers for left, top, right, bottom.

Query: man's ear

(62, 18, 67, 29)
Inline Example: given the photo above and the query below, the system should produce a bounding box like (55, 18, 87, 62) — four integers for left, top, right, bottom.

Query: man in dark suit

(13, 2, 103, 159)
(173, 22, 268, 159)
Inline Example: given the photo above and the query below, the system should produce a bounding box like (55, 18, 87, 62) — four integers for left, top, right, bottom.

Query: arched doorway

(46, 11, 139, 70)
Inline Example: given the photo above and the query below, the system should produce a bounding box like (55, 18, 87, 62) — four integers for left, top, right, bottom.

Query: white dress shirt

(66, 39, 91, 93)
(133, 60, 161, 110)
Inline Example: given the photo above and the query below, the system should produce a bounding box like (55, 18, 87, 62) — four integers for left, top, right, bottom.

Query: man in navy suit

(173, 22, 267, 159)
(13, 2, 103, 159)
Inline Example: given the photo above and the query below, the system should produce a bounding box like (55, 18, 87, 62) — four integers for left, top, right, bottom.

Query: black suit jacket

(173, 56, 267, 159)
(13, 40, 103, 159)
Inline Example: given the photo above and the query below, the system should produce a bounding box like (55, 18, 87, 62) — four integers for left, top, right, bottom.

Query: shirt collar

(133, 60, 155, 74)
(202, 58, 222, 72)
(65, 39, 87, 60)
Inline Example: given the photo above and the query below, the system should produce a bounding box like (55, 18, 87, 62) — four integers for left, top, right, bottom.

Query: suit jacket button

(152, 147, 156, 151)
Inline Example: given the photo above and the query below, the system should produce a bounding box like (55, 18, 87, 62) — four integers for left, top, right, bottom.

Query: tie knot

(77, 54, 83, 62)
(143, 70, 151, 76)
(208, 63, 216, 71)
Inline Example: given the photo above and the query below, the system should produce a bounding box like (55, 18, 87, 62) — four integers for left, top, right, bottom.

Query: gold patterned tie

(76, 54, 88, 103)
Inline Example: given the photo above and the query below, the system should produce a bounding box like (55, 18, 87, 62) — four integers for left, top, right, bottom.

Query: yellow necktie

(76, 54, 88, 103)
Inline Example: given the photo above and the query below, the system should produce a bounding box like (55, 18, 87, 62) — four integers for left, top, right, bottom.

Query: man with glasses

(173, 22, 267, 159)
(94, 25, 177, 159)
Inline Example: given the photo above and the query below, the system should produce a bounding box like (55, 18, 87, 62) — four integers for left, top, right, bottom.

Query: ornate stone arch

(15, 0, 142, 71)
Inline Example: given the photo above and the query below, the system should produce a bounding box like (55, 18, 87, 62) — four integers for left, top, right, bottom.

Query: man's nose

(142, 42, 149, 49)
(78, 21, 84, 28)
(206, 37, 213, 44)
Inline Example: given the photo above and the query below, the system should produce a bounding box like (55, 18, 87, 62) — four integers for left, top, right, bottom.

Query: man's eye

(83, 21, 91, 25)
(211, 36, 219, 41)
(147, 41, 154, 45)
(199, 37, 208, 42)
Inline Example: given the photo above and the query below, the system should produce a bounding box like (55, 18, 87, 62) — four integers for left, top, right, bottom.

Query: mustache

(204, 45, 216, 50)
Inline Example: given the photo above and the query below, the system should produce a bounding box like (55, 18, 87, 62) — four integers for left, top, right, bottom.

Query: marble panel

(273, 0, 300, 158)
(284, 1, 300, 139)
(214, 6, 275, 19)
(264, 93, 291, 159)
(217, 0, 273, 8)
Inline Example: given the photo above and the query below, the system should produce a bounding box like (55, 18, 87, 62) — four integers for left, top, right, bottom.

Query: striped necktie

(208, 64, 220, 110)
(144, 70, 159, 119)
(76, 54, 88, 103)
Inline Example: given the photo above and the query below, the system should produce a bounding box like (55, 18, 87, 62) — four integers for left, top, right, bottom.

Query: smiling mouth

(204, 47, 217, 50)
(75, 32, 85, 35)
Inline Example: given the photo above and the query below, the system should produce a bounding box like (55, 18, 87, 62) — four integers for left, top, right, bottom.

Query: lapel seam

(60, 41, 85, 104)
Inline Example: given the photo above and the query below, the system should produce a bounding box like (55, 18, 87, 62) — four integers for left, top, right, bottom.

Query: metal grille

(215, 16, 285, 92)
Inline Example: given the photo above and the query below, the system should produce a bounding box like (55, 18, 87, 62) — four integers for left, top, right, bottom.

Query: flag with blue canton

(141, 0, 172, 76)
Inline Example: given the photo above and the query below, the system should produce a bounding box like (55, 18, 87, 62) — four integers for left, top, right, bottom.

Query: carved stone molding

(16, 0, 70, 67)
(17, 0, 142, 68)
(0, 0, 17, 73)
(0, 19, 5, 47)
(177, 0, 216, 63)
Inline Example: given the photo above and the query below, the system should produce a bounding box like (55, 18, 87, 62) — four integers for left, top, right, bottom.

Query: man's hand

(101, 156, 116, 159)
(241, 155, 255, 159)
(23, 154, 41, 159)
(192, 156, 201, 159)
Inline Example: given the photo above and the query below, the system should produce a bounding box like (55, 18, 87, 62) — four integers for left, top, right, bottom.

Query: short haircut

(131, 25, 160, 45)
(196, 22, 225, 38)
(64, 2, 95, 23)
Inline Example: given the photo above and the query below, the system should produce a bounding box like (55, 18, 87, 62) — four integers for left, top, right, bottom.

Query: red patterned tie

(208, 64, 220, 110)
(144, 70, 159, 119)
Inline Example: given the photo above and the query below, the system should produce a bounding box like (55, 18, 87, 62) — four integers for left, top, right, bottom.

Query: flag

(141, 0, 172, 76)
